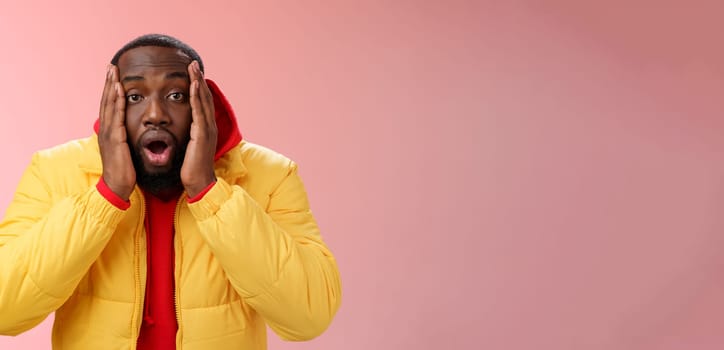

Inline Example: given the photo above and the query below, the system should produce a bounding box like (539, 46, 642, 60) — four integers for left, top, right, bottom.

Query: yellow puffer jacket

(0, 135, 342, 349)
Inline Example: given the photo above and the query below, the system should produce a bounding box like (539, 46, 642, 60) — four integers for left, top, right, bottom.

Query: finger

(193, 62, 215, 126)
(103, 66, 121, 129)
(187, 60, 200, 82)
(113, 82, 126, 128)
(111, 66, 127, 130)
(201, 81, 215, 126)
(187, 61, 204, 127)
(196, 62, 214, 123)
(189, 79, 206, 130)
(99, 65, 114, 131)
(187, 61, 205, 115)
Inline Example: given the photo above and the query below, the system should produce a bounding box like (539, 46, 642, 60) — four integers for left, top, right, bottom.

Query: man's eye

(126, 94, 143, 103)
(168, 92, 185, 101)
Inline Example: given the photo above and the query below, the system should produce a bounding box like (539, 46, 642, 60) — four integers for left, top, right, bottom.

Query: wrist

(97, 177, 131, 209)
(102, 176, 132, 201)
(187, 180, 217, 203)
(185, 176, 217, 199)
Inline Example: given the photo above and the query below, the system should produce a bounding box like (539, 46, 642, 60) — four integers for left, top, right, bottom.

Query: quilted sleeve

(187, 161, 342, 341)
(0, 153, 127, 335)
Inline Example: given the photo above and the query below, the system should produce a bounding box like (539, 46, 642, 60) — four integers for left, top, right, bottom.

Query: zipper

(133, 191, 146, 350)
(173, 194, 185, 348)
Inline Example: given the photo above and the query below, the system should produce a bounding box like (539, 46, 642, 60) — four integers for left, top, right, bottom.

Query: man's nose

(142, 98, 170, 126)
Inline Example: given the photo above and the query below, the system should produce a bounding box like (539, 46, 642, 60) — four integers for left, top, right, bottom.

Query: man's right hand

(98, 65, 135, 201)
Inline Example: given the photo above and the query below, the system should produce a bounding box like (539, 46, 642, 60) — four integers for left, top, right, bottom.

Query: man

(0, 34, 341, 349)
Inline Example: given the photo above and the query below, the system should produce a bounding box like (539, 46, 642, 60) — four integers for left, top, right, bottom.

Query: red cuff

(187, 181, 216, 203)
(96, 178, 131, 210)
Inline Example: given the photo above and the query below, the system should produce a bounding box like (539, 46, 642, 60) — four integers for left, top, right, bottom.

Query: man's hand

(182, 60, 218, 198)
(98, 65, 136, 201)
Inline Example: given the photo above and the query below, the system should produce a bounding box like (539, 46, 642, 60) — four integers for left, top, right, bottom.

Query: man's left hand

(182, 60, 218, 198)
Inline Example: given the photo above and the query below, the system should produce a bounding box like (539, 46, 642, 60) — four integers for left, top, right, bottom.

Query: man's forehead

(118, 46, 191, 74)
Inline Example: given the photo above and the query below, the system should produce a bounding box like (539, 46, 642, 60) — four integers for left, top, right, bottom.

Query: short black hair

(110, 33, 204, 73)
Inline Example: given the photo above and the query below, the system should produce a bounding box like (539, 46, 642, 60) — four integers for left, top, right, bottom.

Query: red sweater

(136, 193, 179, 349)
(97, 179, 214, 350)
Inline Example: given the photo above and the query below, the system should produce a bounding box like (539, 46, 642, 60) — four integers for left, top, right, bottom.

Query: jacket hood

(93, 78, 243, 161)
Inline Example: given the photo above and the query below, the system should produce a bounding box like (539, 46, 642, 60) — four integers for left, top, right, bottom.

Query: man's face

(117, 46, 193, 191)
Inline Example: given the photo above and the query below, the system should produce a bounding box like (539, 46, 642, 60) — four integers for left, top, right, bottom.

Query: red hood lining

(93, 78, 243, 161)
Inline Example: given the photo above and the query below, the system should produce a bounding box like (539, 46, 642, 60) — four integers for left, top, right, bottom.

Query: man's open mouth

(146, 140, 168, 155)
(141, 132, 174, 167)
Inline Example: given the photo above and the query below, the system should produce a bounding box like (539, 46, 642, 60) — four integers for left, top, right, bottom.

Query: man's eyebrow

(166, 71, 189, 80)
(122, 75, 145, 83)
(121, 72, 188, 83)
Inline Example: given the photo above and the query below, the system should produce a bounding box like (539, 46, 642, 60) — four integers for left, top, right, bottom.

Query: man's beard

(129, 137, 188, 195)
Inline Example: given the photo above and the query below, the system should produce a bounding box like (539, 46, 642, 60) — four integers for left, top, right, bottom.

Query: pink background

(0, 1, 722, 349)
